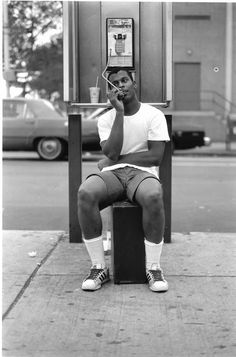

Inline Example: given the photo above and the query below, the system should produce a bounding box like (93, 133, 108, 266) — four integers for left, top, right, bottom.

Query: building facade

(169, 2, 236, 141)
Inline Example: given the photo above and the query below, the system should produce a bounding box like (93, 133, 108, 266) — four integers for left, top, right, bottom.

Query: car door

(3, 100, 36, 150)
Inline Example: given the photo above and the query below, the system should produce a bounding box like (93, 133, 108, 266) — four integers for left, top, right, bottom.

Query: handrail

(201, 95, 226, 112)
(202, 90, 236, 109)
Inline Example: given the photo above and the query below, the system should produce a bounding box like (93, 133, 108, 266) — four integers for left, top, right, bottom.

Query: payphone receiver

(101, 50, 125, 101)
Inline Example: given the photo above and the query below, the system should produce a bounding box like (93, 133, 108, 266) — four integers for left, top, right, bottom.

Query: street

(2, 152, 236, 233)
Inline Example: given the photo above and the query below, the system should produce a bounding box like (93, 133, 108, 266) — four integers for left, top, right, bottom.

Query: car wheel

(36, 137, 64, 161)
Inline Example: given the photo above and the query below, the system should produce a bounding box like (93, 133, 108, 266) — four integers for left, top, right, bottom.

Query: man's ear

(133, 81, 137, 89)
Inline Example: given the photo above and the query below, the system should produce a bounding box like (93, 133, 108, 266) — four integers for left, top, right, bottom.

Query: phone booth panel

(139, 2, 164, 102)
(77, 2, 102, 102)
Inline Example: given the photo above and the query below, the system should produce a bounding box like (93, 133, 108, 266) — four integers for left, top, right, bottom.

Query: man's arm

(101, 90, 125, 161)
(117, 141, 165, 167)
(100, 110, 123, 161)
(98, 141, 166, 171)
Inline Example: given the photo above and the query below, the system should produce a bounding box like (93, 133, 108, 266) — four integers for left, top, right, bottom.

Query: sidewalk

(2, 230, 236, 357)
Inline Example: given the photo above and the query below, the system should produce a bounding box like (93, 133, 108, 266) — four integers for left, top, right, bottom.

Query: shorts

(87, 166, 160, 206)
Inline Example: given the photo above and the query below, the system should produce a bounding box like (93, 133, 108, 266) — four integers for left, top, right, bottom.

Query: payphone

(102, 18, 135, 95)
(106, 18, 134, 68)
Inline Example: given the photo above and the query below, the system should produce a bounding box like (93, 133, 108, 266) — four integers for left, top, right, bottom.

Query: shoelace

(148, 269, 164, 281)
(86, 268, 105, 280)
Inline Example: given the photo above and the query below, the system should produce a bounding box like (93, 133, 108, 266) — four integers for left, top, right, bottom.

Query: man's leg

(77, 175, 110, 290)
(134, 178, 168, 292)
(77, 172, 124, 291)
(78, 175, 108, 239)
(135, 178, 164, 244)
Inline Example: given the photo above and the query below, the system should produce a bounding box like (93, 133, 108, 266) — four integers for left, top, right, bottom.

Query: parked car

(3, 98, 68, 160)
(171, 122, 211, 151)
(2, 98, 100, 160)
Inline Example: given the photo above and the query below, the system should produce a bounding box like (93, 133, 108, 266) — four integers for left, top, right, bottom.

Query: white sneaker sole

(149, 282, 168, 292)
(82, 276, 110, 291)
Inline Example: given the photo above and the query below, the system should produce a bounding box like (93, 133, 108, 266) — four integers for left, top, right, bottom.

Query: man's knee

(142, 190, 164, 211)
(77, 185, 96, 210)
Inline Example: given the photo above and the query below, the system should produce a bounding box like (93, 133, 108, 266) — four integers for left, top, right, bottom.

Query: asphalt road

(2, 152, 236, 233)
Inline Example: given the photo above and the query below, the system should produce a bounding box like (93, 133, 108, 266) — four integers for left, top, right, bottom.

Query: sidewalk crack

(2, 233, 64, 321)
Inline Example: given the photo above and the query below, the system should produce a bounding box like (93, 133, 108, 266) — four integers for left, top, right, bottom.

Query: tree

(27, 36, 63, 98)
(7, 1, 63, 97)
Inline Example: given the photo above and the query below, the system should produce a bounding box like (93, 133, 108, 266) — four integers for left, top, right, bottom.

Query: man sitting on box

(77, 68, 170, 292)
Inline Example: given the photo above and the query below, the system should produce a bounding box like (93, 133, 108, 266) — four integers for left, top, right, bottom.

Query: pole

(160, 115, 172, 243)
(3, 0, 10, 97)
(68, 110, 82, 243)
(225, 3, 233, 150)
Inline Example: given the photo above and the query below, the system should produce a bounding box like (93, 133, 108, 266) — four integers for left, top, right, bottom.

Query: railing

(201, 90, 236, 148)
(201, 90, 236, 115)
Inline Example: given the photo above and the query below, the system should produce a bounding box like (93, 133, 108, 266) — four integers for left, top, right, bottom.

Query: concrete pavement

(2, 230, 236, 357)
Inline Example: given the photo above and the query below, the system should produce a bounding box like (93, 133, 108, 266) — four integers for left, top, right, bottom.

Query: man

(77, 68, 170, 292)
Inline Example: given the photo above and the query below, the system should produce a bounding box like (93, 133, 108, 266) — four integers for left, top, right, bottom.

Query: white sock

(144, 239, 163, 270)
(83, 236, 106, 268)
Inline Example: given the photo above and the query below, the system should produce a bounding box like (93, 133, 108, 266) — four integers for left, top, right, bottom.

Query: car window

(86, 108, 111, 120)
(25, 106, 35, 120)
(3, 101, 25, 118)
(29, 100, 65, 119)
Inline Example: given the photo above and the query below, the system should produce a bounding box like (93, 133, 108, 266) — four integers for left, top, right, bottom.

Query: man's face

(109, 70, 136, 102)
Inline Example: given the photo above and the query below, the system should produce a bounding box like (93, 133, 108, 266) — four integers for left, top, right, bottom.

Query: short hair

(107, 68, 134, 88)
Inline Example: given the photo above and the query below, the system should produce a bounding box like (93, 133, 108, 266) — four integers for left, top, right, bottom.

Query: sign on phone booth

(63, 2, 173, 243)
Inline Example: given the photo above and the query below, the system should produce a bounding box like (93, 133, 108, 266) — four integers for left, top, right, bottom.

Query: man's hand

(97, 157, 116, 171)
(107, 88, 124, 113)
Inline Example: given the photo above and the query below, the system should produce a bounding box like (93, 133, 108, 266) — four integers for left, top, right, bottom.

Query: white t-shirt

(97, 103, 170, 177)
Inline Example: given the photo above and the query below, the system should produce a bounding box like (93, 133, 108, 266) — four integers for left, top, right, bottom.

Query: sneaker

(82, 265, 110, 291)
(146, 268, 168, 292)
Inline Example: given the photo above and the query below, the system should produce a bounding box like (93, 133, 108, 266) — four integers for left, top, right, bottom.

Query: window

(3, 101, 25, 118)
(25, 107, 35, 120)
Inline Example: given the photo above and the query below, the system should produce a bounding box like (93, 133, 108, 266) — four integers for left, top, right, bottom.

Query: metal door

(174, 63, 201, 110)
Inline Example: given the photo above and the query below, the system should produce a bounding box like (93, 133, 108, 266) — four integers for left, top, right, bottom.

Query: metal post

(3, 0, 10, 97)
(68, 111, 82, 242)
(160, 115, 172, 243)
(225, 3, 233, 150)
